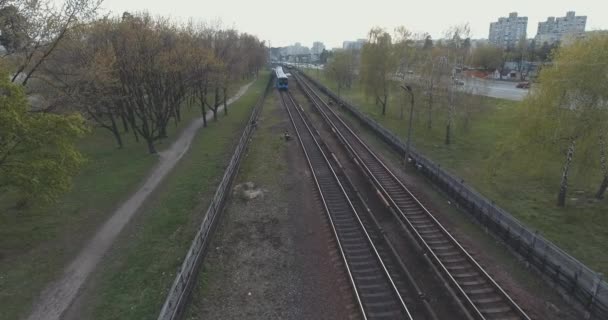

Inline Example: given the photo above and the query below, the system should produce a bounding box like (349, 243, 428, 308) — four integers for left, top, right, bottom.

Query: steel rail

(293, 71, 531, 320)
(280, 90, 413, 320)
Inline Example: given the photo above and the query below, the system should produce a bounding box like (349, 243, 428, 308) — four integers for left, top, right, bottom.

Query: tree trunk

(109, 113, 123, 149)
(146, 138, 157, 154)
(596, 177, 608, 199)
(445, 89, 454, 145)
(159, 127, 167, 139)
(121, 113, 129, 133)
(557, 138, 576, 207)
(175, 105, 181, 122)
(596, 133, 608, 199)
(223, 87, 228, 116)
(200, 102, 207, 127)
(213, 88, 219, 121)
(427, 92, 433, 129)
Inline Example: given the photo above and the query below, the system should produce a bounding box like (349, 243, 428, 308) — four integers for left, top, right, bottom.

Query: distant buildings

(342, 39, 366, 51)
(535, 11, 587, 45)
(489, 12, 528, 48)
(311, 41, 326, 55)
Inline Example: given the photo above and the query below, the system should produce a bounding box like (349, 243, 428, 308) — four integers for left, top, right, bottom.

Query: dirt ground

(184, 90, 355, 319)
(27, 83, 253, 320)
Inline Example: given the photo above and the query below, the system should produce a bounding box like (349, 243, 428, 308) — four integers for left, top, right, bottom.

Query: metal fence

(300, 71, 608, 320)
(157, 76, 273, 320)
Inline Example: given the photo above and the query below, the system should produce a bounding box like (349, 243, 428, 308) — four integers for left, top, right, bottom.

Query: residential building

(311, 41, 326, 55)
(535, 11, 587, 45)
(342, 39, 366, 50)
(489, 12, 528, 48)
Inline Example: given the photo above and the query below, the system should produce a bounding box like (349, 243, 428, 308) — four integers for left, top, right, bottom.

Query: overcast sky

(102, 0, 608, 49)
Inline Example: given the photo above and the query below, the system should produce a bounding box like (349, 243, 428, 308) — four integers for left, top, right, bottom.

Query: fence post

(572, 266, 582, 294)
(553, 265, 562, 289)
(517, 226, 526, 254)
(526, 230, 539, 267)
(585, 273, 604, 320)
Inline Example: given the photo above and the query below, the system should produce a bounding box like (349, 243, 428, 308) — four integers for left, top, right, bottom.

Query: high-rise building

(489, 12, 528, 48)
(342, 39, 366, 51)
(311, 42, 326, 54)
(535, 11, 587, 45)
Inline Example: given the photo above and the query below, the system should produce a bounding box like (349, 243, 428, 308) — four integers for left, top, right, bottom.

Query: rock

(235, 181, 265, 201)
(242, 189, 263, 200)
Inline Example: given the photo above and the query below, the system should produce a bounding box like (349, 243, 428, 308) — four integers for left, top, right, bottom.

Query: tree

(319, 49, 330, 64)
(0, 64, 87, 203)
(3, 0, 101, 88)
(423, 35, 433, 50)
(326, 50, 356, 96)
(443, 24, 470, 145)
(471, 44, 503, 71)
(360, 27, 396, 115)
(0, 4, 27, 54)
(393, 26, 414, 82)
(511, 34, 608, 206)
(109, 14, 190, 153)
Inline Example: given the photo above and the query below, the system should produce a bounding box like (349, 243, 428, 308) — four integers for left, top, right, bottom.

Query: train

(275, 66, 288, 90)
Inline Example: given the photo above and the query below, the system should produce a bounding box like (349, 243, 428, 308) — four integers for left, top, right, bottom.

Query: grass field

(83, 73, 269, 320)
(304, 69, 608, 275)
(0, 77, 260, 320)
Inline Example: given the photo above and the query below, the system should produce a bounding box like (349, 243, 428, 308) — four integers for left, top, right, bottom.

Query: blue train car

(275, 66, 288, 90)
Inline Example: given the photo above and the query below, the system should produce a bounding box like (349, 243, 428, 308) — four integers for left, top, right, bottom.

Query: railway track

(292, 71, 532, 320)
(279, 90, 417, 319)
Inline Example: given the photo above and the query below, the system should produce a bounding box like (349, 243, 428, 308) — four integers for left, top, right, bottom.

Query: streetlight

(400, 85, 415, 163)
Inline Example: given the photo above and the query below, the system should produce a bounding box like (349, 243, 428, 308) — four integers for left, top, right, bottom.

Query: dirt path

(26, 82, 253, 320)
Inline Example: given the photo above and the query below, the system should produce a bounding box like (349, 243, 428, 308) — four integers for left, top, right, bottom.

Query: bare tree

(4, 0, 101, 87)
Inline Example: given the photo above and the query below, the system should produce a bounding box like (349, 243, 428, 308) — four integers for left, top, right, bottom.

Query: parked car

(516, 81, 530, 89)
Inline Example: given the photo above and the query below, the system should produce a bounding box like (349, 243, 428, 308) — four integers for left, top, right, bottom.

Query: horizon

(101, 0, 608, 49)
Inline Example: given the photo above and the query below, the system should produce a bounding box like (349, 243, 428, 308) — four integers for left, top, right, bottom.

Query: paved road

(396, 74, 530, 102)
(463, 78, 529, 101)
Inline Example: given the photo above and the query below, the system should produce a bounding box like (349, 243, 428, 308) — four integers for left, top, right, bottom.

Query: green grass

(0, 78, 258, 320)
(304, 69, 608, 275)
(85, 73, 269, 320)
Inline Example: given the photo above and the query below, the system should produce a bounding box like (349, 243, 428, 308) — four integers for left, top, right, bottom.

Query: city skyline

(100, 0, 608, 48)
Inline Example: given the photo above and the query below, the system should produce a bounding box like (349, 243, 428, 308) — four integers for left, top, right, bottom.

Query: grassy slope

(304, 70, 608, 275)
(87, 73, 268, 320)
(0, 78, 256, 320)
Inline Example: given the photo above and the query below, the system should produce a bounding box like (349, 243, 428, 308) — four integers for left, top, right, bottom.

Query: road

(462, 77, 529, 101)
(396, 74, 530, 102)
